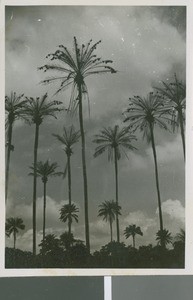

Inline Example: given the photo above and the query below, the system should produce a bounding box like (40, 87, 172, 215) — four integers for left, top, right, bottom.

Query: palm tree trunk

(178, 108, 185, 160)
(33, 123, 39, 255)
(13, 231, 16, 249)
(114, 148, 120, 243)
(43, 181, 47, 241)
(67, 155, 72, 205)
(68, 219, 72, 235)
(78, 82, 90, 253)
(5, 123, 13, 203)
(149, 123, 164, 246)
(132, 235, 135, 248)
(110, 217, 113, 242)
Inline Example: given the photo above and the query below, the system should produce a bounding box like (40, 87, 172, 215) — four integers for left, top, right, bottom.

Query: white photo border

(0, 0, 193, 276)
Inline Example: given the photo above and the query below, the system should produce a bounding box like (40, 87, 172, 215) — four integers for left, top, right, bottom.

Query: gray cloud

(6, 196, 184, 252)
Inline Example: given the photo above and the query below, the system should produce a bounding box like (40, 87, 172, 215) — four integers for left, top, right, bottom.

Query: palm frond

(93, 125, 136, 162)
(39, 37, 117, 114)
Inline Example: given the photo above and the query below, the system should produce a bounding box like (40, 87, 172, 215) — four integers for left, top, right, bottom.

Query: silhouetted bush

(5, 241, 185, 269)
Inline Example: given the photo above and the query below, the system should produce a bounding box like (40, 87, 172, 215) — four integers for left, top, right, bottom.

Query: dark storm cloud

(5, 6, 185, 251)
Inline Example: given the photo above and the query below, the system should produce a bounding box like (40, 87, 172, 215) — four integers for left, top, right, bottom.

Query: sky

(5, 6, 186, 252)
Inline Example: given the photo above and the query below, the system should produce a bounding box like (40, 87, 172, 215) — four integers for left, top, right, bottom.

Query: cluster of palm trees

(98, 201, 143, 248)
(5, 37, 185, 256)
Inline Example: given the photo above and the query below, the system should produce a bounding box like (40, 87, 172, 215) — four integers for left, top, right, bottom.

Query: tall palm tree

(93, 125, 136, 242)
(5, 92, 26, 203)
(124, 224, 143, 248)
(6, 217, 25, 249)
(98, 200, 121, 242)
(39, 37, 117, 252)
(156, 229, 172, 249)
(29, 160, 62, 241)
(23, 94, 63, 255)
(124, 93, 171, 247)
(154, 74, 186, 160)
(60, 203, 79, 235)
(53, 126, 80, 206)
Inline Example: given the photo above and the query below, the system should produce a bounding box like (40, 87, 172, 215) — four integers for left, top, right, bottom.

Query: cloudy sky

(5, 6, 186, 252)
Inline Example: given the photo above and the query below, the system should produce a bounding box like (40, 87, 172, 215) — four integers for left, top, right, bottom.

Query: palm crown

(154, 74, 186, 159)
(29, 160, 62, 183)
(154, 74, 185, 128)
(175, 228, 185, 244)
(6, 217, 25, 236)
(156, 229, 172, 248)
(60, 203, 79, 224)
(93, 125, 137, 161)
(53, 125, 80, 157)
(39, 37, 117, 111)
(23, 93, 63, 125)
(124, 93, 171, 142)
(98, 200, 121, 222)
(5, 92, 26, 129)
(124, 224, 143, 238)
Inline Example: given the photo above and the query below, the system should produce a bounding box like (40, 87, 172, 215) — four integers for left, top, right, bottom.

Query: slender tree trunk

(149, 123, 164, 247)
(67, 155, 72, 206)
(33, 123, 39, 255)
(13, 231, 16, 249)
(114, 148, 120, 243)
(132, 235, 135, 248)
(5, 123, 13, 203)
(110, 217, 113, 242)
(178, 108, 185, 160)
(68, 219, 72, 235)
(43, 181, 47, 241)
(78, 82, 90, 253)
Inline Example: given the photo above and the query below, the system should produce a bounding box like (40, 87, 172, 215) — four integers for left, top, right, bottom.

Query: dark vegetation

(5, 233, 185, 268)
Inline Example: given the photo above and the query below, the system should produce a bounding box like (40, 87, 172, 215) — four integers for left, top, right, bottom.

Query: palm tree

(124, 93, 171, 247)
(29, 160, 62, 241)
(98, 200, 121, 242)
(6, 217, 25, 249)
(156, 229, 172, 249)
(124, 224, 143, 248)
(154, 74, 186, 159)
(60, 203, 79, 235)
(23, 94, 63, 255)
(39, 37, 117, 252)
(93, 125, 136, 242)
(53, 126, 80, 206)
(175, 228, 185, 244)
(5, 92, 26, 203)
(173, 228, 185, 253)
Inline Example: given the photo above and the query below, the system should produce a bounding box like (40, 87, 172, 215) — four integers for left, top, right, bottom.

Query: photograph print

(5, 5, 186, 269)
